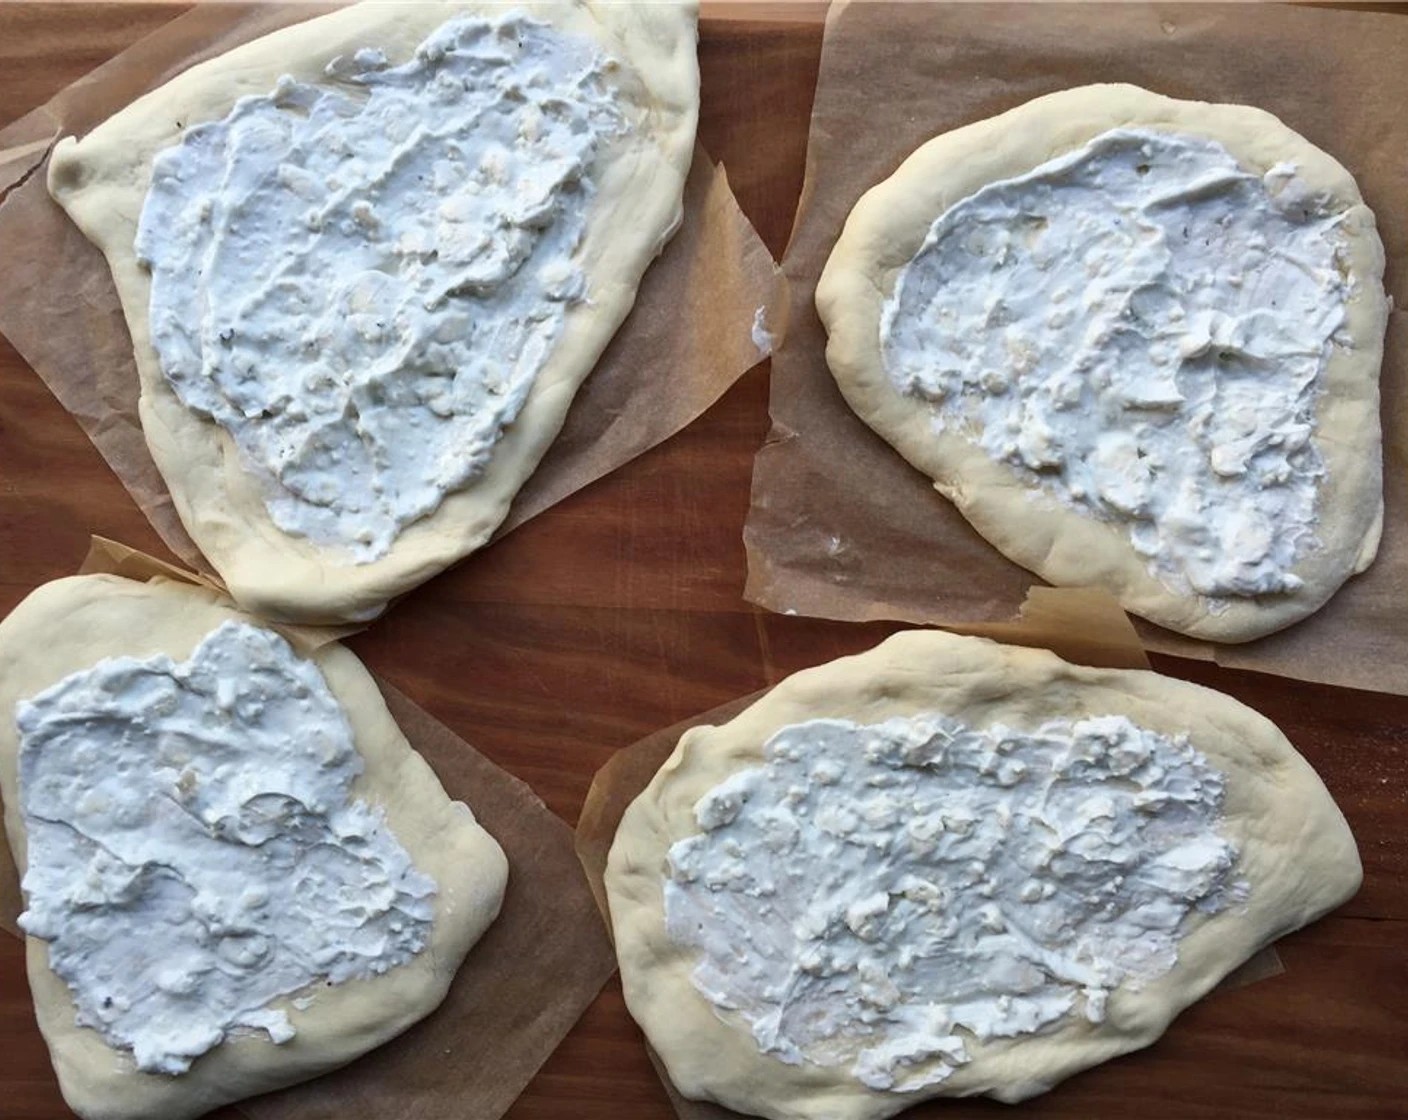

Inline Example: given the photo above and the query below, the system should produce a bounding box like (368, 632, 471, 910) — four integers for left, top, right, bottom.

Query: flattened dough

(606, 630, 1360, 1119)
(48, 0, 698, 623)
(816, 84, 1387, 643)
(0, 575, 508, 1120)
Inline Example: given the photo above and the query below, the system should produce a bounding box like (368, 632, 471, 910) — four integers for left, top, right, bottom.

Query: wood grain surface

(1, 4, 1405, 1119)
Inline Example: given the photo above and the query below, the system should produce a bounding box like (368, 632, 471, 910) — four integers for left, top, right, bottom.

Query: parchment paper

(0, 545, 618, 1120)
(576, 587, 1283, 1120)
(0, 1, 782, 578)
(744, 0, 1408, 696)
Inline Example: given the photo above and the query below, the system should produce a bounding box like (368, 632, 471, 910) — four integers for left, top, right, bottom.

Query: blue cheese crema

(135, 15, 626, 561)
(15, 621, 436, 1075)
(664, 713, 1243, 1092)
(881, 129, 1353, 601)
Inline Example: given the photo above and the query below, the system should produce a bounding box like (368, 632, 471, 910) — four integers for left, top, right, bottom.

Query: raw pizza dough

(606, 630, 1361, 1119)
(816, 84, 1387, 643)
(0, 574, 508, 1120)
(48, 0, 698, 624)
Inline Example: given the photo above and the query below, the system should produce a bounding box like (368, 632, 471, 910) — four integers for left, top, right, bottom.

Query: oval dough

(815, 84, 1387, 643)
(48, 0, 699, 624)
(0, 574, 508, 1120)
(606, 629, 1361, 1119)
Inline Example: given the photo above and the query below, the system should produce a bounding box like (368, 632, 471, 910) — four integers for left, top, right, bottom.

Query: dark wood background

(1, 4, 1404, 1118)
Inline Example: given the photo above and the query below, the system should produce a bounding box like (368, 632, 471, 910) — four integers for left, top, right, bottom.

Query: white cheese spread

(881, 128, 1352, 600)
(664, 712, 1242, 1091)
(16, 621, 436, 1074)
(136, 15, 625, 561)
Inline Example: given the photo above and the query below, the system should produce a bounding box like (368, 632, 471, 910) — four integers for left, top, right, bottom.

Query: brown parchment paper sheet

(575, 588, 1283, 1120)
(743, 0, 1408, 696)
(0, 1, 783, 576)
(0, 544, 618, 1120)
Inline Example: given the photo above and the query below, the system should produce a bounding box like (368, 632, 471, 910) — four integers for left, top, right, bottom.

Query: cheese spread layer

(665, 713, 1241, 1091)
(881, 128, 1352, 600)
(136, 15, 625, 561)
(16, 622, 436, 1074)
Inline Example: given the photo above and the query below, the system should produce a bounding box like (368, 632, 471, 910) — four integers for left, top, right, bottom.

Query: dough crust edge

(0, 574, 509, 1120)
(47, 0, 700, 624)
(814, 82, 1388, 644)
(604, 628, 1361, 1120)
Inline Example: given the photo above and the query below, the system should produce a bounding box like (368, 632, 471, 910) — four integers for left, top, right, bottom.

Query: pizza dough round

(47, 0, 698, 624)
(816, 84, 1387, 643)
(0, 574, 508, 1120)
(606, 630, 1360, 1119)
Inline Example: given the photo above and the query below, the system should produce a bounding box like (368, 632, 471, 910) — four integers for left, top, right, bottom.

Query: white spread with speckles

(664, 712, 1242, 1092)
(16, 621, 436, 1075)
(881, 128, 1353, 601)
(136, 15, 625, 561)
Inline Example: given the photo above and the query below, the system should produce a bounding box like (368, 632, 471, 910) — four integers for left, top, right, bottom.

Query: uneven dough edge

(815, 83, 1388, 644)
(605, 629, 1361, 1120)
(47, 0, 700, 624)
(0, 575, 509, 1120)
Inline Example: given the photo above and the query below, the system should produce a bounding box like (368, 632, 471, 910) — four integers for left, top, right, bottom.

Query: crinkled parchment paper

(744, 0, 1408, 696)
(576, 587, 1284, 1119)
(0, 542, 617, 1120)
(0, 1, 782, 578)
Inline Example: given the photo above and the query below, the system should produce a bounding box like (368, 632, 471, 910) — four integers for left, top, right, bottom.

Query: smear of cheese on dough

(17, 621, 435, 1074)
(136, 15, 625, 561)
(881, 128, 1352, 601)
(665, 712, 1242, 1091)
